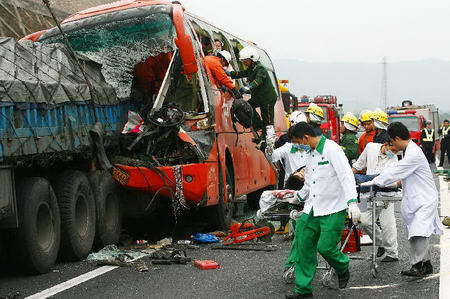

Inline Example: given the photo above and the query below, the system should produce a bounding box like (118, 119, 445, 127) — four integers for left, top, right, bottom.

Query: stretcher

(360, 185, 402, 278)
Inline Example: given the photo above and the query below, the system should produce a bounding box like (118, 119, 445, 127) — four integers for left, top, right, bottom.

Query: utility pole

(381, 56, 388, 109)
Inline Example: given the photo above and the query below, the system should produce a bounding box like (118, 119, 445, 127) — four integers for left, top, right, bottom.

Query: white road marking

(346, 273, 440, 290)
(439, 169, 450, 299)
(25, 266, 118, 299)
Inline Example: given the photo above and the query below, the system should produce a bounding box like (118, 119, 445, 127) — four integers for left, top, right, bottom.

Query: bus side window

(190, 20, 214, 56)
(256, 49, 280, 99)
(212, 31, 241, 89)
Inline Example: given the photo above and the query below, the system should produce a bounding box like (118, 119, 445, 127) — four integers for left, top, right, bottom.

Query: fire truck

(387, 100, 439, 145)
(294, 95, 342, 143)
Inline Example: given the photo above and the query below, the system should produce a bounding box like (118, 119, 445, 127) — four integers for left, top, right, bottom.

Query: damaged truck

(0, 0, 287, 274)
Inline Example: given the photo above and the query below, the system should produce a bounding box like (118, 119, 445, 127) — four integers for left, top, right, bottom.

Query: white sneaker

(283, 266, 295, 284)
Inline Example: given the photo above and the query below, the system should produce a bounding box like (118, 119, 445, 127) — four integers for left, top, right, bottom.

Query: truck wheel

(54, 170, 95, 261)
(210, 165, 235, 230)
(90, 171, 122, 250)
(10, 177, 61, 274)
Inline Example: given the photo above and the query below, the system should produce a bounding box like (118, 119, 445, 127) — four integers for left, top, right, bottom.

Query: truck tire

(10, 177, 61, 274)
(89, 171, 122, 250)
(210, 164, 235, 230)
(54, 170, 95, 261)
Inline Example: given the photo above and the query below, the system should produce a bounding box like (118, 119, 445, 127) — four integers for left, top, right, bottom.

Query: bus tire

(211, 164, 235, 230)
(10, 177, 61, 274)
(54, 170, 95, 261)
(90, 171, 122, 250)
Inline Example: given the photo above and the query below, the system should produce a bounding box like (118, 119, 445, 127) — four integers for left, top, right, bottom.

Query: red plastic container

(341, 229, 362, 253)
(194, 260, 220, 270)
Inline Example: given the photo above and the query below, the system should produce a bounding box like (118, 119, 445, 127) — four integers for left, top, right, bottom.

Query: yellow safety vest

(423, 129, 434, 142)
(442, 126, 450, 138)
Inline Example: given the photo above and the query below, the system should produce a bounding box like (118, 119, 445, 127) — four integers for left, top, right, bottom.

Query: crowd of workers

(203, 46, 447, 298)
(265, 108, 444, 298)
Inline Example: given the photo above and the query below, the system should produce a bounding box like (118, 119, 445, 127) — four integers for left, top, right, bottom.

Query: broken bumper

(112, 162, 215, 205)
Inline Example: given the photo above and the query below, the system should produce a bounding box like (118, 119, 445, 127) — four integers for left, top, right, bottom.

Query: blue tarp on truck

(0, 37, 133, 164)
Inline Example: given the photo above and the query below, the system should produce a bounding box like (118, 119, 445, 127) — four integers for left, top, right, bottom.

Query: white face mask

(385, 150, 395, 159)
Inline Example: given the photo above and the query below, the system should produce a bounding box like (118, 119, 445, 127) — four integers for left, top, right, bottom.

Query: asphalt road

(0, 168, 445, 299)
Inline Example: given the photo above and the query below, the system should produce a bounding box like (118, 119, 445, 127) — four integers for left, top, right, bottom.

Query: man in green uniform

(229, 46, 278, 144)
(340, 112, 359, 164)
(276, 122, 361, 298)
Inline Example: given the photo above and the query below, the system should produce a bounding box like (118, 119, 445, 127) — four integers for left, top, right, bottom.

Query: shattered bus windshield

(42, 9, 176, 99)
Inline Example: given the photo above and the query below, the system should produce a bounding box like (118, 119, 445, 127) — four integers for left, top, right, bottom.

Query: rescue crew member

(203, 50, 235, 91)
(352, 142, 400, 262)
(304, 103, 323, 136)
(266, 112, 308, 186)
(372, 109, 390, 144)
(340, 112, 359, 163)
(438, 120, 450, 167)
(361, 122, 443, 277)
(277, 122, 361, 298)
(229, 46, 278, 143)
(421, 120, 435, 163)
(358, 110, 376, 154)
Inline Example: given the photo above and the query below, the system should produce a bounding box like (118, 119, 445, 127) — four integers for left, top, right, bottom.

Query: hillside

(273, 59, 450, 114)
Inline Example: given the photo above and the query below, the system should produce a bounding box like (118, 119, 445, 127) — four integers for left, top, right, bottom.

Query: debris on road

(192, 233, 220, 243)
(157, 237, 173, 247)
(211, 245, 277, 252)
(194, 260, 220, 270)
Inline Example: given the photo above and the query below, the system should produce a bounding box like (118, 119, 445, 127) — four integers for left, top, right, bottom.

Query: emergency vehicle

(294, 95, 342, 143)
(387, 100, 439, 145)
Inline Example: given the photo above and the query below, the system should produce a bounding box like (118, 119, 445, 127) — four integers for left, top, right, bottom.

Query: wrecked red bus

(24, 0, 286, 230)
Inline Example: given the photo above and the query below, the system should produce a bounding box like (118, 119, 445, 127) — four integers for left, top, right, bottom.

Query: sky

(180, 0, 450, 63)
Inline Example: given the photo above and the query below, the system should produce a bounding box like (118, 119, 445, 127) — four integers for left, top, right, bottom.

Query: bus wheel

(211, 165, 235, 230)
(54, 170, 95, 261)
(90, 171, 122, 250)
(10, 177, 61, 274)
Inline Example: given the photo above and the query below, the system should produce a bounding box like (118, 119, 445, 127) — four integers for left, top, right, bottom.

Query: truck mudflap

(112, 162, 216, 205)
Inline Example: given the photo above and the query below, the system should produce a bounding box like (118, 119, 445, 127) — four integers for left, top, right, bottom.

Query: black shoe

(401, 262, 423, 277)
(338, 270, 350, 289)
(285, 293, 313, 298)
(381, 256, 399, 263)
(376, 247, 386, 258)
(421, 260, 433, 275)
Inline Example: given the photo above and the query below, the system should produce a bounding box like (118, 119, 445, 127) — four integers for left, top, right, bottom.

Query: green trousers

(294, 209, 349, 295)
(248, 99, 275, 139)
(285, 219, 298, 269)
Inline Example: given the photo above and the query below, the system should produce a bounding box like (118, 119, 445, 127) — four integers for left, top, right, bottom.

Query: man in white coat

(352, 142, 399, 262)
(361, 122, 443, 276)
(266, 111, 308, 186)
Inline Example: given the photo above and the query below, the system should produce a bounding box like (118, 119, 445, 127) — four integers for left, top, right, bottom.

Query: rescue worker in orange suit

(358, 110, 376, 154)
(203, 50, 235, 91)
(421, 120, 435, 163)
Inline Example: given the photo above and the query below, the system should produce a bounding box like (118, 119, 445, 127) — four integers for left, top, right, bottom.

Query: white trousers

(409, 236, 430, 265)
(360, 202, 399, 258)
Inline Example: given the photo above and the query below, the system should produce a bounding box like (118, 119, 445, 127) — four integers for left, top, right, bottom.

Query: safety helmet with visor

(238, 47, 260, 62)
(289, 111, 307, 127)
(341, 112, 359, 132)
(218, 50, 232, 64)
(305, 103, 324, 124)
(371, 109, 389, 130)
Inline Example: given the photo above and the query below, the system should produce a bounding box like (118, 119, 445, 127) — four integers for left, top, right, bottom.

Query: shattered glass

(44, 13, 176, 99)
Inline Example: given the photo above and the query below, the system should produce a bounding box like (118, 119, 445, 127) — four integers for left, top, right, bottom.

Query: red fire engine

(294, 95, 342, 143)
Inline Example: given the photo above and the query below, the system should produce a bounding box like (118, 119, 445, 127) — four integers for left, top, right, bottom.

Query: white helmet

(289, 111, 307, 126)
(239, 47, 260, 62)
(218, 50, 232, 64)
